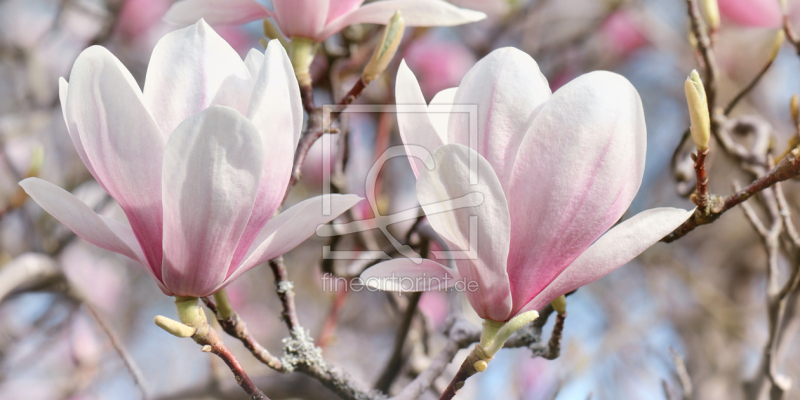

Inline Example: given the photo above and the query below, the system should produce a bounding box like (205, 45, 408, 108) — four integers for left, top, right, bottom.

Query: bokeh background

(1, 0, 799, 399)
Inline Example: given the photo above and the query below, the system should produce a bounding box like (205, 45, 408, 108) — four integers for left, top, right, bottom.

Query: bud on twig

(154, 315, 196, 338)
(769, 29, 785, 62)
(363, 11, 405, 84)
(551, 295, 567, 314)
(701, 0, 720, 31)
(289, 37, 316, 87)
(685, 70, 711, 150)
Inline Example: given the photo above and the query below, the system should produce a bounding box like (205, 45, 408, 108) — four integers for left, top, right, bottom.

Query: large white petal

(448, 47, 551, 193)
(428, 87, 457, 142)
(163, 0, 273, 27)
(143, 19, 250, 137)
(520, 207, 694, 314)
(226, 40, 302, 270)
(417, 144, 512, 321)
(395, 61, 445, 178)
(505, 71, 647, 316)
(65, 46, 164, 272)
(161, 106, 263, 297)
(319, 0, 486, 41)
(361, 258, 462, 291)
(229, 194, 362, 283)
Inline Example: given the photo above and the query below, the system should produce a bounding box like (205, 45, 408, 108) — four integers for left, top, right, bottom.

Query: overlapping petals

(363, 47, 692, 322)
(164, 0, 486, 42)
(21, 20, 361, 297)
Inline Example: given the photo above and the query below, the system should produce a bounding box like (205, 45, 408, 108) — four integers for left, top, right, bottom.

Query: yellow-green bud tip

(473, 360, 488, 372)
(702, 0, 720, 30)
(551, 295, 567, 314)
(684, 70, 711, 150)
(154, 315, 196, 338)
(363, 10, 405, 84)
(791, 94, 799, 123)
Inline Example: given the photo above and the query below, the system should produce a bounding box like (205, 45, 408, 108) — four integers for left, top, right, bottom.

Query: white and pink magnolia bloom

(20, 20, 361, 298)
(362, 48, 693, 322)
(163, 0, 486, 42)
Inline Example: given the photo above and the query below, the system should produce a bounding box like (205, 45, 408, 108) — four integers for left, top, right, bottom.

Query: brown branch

(286, 73, 374, 198)
(192, 325, 270, 400)
(84, 302, 150, 400)
(268, 257, 300, 331)
(686, 0, 718, 110)
(662, 149, 800, 243)
(693, 148, 709, 210)
(203, 297, 285, 371)
(724, 59, 776, 116)
(375, 292, 423, 392)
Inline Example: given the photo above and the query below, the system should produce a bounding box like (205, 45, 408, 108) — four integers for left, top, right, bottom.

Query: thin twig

(84, 302, 150, 400)
(662, 149, 800, 243)
(268, 257, 300, 331)
(203, 297, 285, 371)
(724, 58, 776, 116)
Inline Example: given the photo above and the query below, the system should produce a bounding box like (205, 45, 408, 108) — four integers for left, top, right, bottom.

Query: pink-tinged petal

(161, 106, 264, 297)
(319, 0, 486, 42)
(361, 258, 461, 291)
(163, 0, 273, 27)
(327, 0, 365, 23)
(396, 61, 446, 178)
(230, 194, 362, 282)
(65, 46, 164, 274)
(225, 40, 302, 271)
(718, 0, 782, 27)
(143, 20, 249, 137)
(506, 71, 646, 316)
(58, 78, 97, 179)
(417, 144, 512, 321)
(272, 0, 329, 39)
(19, 178, 170, 294)
(248, 40, 303, 149)
(520, 207, 694, 314)
(428, 87, 457, 142)
(449, 47, 551, 195)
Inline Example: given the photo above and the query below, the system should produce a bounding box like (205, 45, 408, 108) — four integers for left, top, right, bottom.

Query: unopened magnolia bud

(684, 70, 711, 150)
(154, 315, 196, 338)
(770, 30, 785, 62)
(791, 94, 799, 123)
(551, 295, 567, 314)
(363, 11, 405, 84)
(702, 0, 720, 30)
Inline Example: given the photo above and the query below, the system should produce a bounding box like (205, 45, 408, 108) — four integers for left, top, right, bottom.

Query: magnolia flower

(163, 0, 486, 42)
(20, 20, 361, 298)
(362, 48, 693, 326)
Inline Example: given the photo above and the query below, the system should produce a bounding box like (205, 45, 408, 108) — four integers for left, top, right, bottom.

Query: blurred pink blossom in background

(403, 35, 476, 99)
